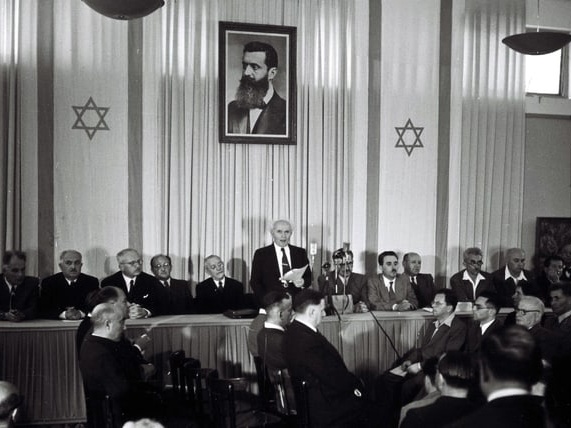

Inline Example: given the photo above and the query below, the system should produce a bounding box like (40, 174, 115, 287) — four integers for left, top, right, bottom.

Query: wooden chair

(169, 349, 200, 397)
(253, 355, 276, 411)
(208, 378, 285, 428)
(183, 366, 219, 424)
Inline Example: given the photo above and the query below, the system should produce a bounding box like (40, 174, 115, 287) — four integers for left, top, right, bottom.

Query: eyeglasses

(207, 262, 224, 270)
(473, 305, 489, 310)
(467, 260, 484, 266)
(516, 309, 540, 315)
(153, 263, 171, 269)
(121, 259, 142, 267)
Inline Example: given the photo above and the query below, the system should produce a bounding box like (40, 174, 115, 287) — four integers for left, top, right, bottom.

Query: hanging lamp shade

(82, 0, 165, 20)
(502, 31, 571, 55)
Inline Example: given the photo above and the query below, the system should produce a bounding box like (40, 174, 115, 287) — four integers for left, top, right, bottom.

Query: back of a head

(262, 290, 290, 311)
(91, 303, 120, 329)
(438, 351, 475, 390)
(422, 356, 439, 386)
(480, 325, 542, 387)
(293, 289, 324, 314)
(86, 286, 121, 313)
(0, 381, 21, 423)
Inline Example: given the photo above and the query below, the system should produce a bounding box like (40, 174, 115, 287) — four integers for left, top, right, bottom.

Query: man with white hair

(450, 247, 495, 302)
(0, 381, 21, 428)
(250, 220, 311, 305)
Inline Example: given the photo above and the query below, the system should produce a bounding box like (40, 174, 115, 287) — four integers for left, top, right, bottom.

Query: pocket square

(143, 294, 149, 299)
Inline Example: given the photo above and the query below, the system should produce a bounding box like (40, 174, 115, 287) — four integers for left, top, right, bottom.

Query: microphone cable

(368, 307, 401, 360)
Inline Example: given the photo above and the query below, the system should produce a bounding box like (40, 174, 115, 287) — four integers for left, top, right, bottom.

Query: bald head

(91, 303, 125, 341)
(0, 381, 21, 421)
(505, 248, 526, 277)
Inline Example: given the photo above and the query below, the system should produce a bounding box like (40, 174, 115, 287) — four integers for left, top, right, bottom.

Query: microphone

(368, 305, 401, 360)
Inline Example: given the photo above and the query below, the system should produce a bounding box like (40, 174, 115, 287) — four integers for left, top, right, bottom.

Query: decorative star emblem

(395, 118, 424, 156)
(72, 97, 110, 140)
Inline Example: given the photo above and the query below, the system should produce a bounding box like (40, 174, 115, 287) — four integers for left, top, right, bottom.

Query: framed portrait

(535, 217, 571, 264)
(219, 21, 296, 145)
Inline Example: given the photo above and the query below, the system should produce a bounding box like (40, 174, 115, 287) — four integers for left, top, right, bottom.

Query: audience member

(39, 250, 99, 319)
(318, 248, 368, 314)
(195, 255, 243, 313)
(367, 251, 418, 311)
(0, 251, 39, 321)
(0, 381, 22, 428)
(450, 247, 495, 303)
(284, 290, 369, 428)
(257, 291, 292, 369)
(491, 248, 535, 308)
(544, 356, 571, 428)
(79, 303, 161, 425)
(150, 254, 193, 315)
(401, 351, 477, 428)
(466, 291, 503, 353)
(376, 289, 466, 428)
(398, 357, 440, 426)
(536, 255, 564, 304)
(101, 249, 164, 318)
(402, 252, 436, 309)
(515, 295, 560, 366)
(447, 325, 545, 428)
(545, 282, 571, 334)
(250, 220, 311, 305)
(558, 244, 571, 281)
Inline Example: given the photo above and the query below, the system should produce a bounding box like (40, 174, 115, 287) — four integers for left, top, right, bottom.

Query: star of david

(71, 97, 110, 140)
(395, 118, 424, 156)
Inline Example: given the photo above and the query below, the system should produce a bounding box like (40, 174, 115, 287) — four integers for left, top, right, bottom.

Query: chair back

(267, 368, 296, 416)
(184, 366, 219, 418)
(170, 350, 200, 396)
(208, 378, 237, 428)
(292, 378, 311, 428)
(253, 355, 275, 410)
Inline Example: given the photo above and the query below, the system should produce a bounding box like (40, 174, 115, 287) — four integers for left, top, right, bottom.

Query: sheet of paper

(281, 265, 308, 282)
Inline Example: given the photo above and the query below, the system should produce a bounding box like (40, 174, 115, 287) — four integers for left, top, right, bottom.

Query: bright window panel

(525, 50, 562, 95)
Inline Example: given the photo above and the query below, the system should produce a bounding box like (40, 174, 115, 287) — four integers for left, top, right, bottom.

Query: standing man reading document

(250, 220, 311, 305)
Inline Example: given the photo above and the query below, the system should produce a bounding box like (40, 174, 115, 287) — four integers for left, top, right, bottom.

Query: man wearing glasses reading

(450, 247, 495, 303)
(101, 248, 163, 318)
(150, 254, 193, 315)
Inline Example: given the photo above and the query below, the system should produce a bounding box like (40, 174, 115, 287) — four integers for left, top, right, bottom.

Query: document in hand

(281, 265, 308, 283)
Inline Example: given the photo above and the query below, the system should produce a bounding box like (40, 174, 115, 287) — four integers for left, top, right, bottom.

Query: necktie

(281, 248, 291, 275)
(163, 280, 169, 288)
(129, 279, 134, 294)
(411, 277, 417, 287)
(218, 281, 223, 289)
(389, 281, 396, 301)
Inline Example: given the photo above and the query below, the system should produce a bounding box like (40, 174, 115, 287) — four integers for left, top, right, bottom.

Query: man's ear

(268, 67, 277, 81)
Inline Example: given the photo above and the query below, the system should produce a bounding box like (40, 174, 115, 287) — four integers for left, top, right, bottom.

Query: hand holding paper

(281, 265, 308, 287)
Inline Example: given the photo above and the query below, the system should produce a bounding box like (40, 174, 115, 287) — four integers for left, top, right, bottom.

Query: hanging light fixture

(82, 0, 165, 20)
(502, 0, 571, 55)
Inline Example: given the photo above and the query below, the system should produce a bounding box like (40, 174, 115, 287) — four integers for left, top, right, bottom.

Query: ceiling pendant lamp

(82, 0, 165, 20)
(502, 0, 571, 55)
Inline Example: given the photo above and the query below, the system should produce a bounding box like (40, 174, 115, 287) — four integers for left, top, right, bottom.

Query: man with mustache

(39, 250, 99, 319)
(227, 41, 286, 135)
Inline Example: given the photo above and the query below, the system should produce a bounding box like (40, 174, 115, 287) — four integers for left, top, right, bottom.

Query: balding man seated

(0, 251, 39, 322)
(39, 250, 99, 320)
(491, 248, 535, 308)
(0, 381, 22, 428)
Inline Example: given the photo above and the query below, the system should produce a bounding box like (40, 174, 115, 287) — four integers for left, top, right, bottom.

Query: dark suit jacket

(195, 277, 243, 314)
(39, 272, 99, 319)
(227, 91, 286, 135)
(284, 320, 364, 427)
(404, 273, 436, 308)
(465, 318, 503, 353)
(450, 270, 495, 302)
(529, 323, 562, 364)
(491, 267, 536, 308)
(446, 395, 545, 428)
(101, 271, 163, 316)
(318, 272, 368, 305)
(407, 315, 467, 363)
(159, 277, 193, 315)
(250, 244, 311, 305)
(0, 275, 39, 320)
(258, 326, 287, 369)
(401, 396, 478, 428)
(536, 272, 557, 305)
(367, 274, 418, 310)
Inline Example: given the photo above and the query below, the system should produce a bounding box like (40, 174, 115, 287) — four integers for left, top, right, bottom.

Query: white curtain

(141, 0, 369, 288)
(446, 0, 526, 275)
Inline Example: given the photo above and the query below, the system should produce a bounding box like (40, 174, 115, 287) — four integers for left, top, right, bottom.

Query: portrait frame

(535, 217, 571, 266)
(219, 21, 296, 145)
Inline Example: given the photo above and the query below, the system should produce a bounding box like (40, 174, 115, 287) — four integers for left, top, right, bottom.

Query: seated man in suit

(402, 252, 436, 309)
(450, 247, 495, 303)
(448, 325, 545, 428)
(318, 248, 368, 314)
(79, 303, 161, 425)
(375, 289, 466, 428)
(491, 248, 535, 308)
(536, 255, 564, 304)
(0, 381, 22, 428)
(257, 291, 292, 370)
(466, 291, 503, 353)
(367, 251, 418, 311)
(401, 351, 477, 428)
(150, 254, 193, 315)
(0, 251, 39, 322)
(195, 255, 243, 313)
(39, 250, 99, 320)
(101, 249, 164, 318)
(547, 282, 571, 334)
(284, 290, 369, 428)
(250, 219, 311, 305)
